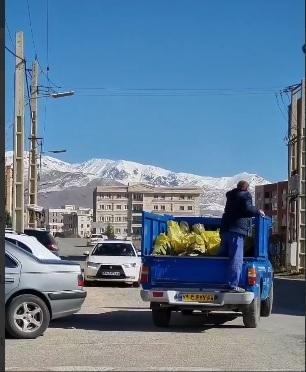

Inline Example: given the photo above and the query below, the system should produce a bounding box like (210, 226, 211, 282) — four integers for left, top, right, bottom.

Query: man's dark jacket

(220, 188, 260, 236)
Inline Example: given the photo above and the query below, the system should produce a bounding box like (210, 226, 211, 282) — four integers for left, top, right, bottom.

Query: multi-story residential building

(45, 208, 69, 236)
(46, 205, 93, 236)
(255, 181, 288, 270)
(63, 209, 93, 238)
(5, 165, 13, 217)
(92, 183, 202, 239)
(255, 181, 288, 234)
(286, 80, 305, 271)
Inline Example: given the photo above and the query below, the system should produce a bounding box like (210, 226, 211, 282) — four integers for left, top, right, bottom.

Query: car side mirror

(83, 251, 89, 256)
(137, 251, 141, 257)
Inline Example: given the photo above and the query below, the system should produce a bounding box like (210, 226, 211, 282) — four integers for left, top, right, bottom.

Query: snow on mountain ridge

(5, 151, 270, 214)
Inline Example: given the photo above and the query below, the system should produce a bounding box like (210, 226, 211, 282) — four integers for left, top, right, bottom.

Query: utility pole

(12, 32, 25, 233)
(28, 60, 39, 228)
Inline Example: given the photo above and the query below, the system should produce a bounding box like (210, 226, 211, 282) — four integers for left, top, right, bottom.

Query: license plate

(101, 271, 121, 276)
(182, 293, 215, 303)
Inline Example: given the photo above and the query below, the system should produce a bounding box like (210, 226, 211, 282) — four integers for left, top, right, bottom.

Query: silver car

(5, 241, 87, 339)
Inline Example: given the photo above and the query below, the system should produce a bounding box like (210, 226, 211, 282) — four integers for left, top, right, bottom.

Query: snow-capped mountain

(5, 151, 270, 215)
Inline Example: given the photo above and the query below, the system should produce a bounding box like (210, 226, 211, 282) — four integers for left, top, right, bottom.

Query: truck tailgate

(142, 256, 246, 288)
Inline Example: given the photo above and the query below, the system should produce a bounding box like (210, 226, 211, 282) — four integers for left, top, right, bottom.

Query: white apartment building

(63, 209, 93, 238)
(92, 183, 202, 239)
(46, 205, 92, 236)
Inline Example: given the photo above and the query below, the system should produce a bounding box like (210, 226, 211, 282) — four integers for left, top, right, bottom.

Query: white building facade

(92, 183, 202, 239)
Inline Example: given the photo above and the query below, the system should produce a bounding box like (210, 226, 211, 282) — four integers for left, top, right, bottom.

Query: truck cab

(140, 212, 273, 328)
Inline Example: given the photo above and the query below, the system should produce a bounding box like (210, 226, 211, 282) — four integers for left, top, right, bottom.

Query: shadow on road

(272, 278, 305, 316)
(50, 311, 243, 333)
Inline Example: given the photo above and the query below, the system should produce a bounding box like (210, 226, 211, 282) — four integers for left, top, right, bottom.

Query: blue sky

(5, 0, 304, 182)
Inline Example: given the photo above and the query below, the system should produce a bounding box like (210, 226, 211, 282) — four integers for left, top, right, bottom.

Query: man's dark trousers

(220, 231, 244, 289)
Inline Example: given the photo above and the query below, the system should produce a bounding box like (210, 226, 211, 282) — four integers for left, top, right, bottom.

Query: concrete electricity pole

(12, 32, 25, 233)
(28, 60, 39, 228)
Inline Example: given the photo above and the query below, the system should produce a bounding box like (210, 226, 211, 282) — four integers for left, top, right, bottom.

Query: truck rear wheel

(151, 304, 171, 327)
(243, 296, 261, 328)
(261, 282, 273, 317)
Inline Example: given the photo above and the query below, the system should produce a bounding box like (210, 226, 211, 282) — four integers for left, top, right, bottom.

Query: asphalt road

(5, 238, 305, 371)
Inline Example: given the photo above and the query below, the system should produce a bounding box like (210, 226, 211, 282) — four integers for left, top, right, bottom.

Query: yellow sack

(190, 233, 206, 254)
(201, 231, 221, 256)
(167, 221, 184, 240)
(192, 223, 205, 235)
(153, 233, 171, 255)
(179, 221, 190, 234)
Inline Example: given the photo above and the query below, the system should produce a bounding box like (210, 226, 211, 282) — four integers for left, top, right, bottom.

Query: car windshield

(92, 243, 135, 256)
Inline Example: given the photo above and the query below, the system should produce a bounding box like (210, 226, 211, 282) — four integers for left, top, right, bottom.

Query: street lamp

(48, 149, 67, 154)
(50, 91, 74, 98)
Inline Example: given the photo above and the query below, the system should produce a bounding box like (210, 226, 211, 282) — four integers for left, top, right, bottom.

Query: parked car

(83, 240, 141, 286)
(5, 240, 86, 339)
(5, 232, 61, 260)
(87, 233, 107, 246)
(24, 228, 59, 256)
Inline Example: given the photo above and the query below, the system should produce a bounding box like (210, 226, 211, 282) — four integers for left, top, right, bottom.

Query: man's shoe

(229, 287, 245, 293)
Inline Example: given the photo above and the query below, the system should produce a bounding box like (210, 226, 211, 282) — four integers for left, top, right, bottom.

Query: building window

(264, 192, 270, 198)
(154, 194, 158, 199)
(115, 228, 121, 234)
(116, 205, 122, 210)
(116, 194, 122, 199)
(179, 195, 185, 200)
(264, 203, 271, 210)
(81, 224, 83, 228)
(124, 205, 128, 210)
(154, 205, 158, 210)
(115, 216, 121, 222)
(124, 228, 128, 233)
(160, 205, 165, 210)
(87, 224, 90, 228)
(180, 206, 185, 211)
(187, 196, 193, 200)
(106, 205, 112, 210)
(133, 193, 143, 201)
(133, 204, 143, 212)
(188, 206, 192, 211)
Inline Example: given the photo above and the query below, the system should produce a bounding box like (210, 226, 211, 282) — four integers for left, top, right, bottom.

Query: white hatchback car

(83, 240, 141, 286)
(5, 232, 61, 260)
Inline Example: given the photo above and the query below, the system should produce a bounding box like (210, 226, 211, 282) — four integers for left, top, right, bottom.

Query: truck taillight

(78, 274, 84, 287)
(140, 265, 149, 284)
(248, 267, 257, 286)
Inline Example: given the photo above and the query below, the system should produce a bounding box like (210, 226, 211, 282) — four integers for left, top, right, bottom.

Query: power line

(5, 20, 14, 49)
(26, 0, 38, 58)
(64, 86, 281, 92)
(46, 0, 49, 78)
(5, 46, 25, 62)
(274, 92, 288, 122)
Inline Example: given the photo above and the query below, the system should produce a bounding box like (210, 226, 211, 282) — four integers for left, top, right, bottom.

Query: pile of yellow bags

(152, 220, 221, 256)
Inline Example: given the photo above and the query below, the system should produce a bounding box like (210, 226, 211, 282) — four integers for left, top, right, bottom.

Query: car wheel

(151, 303, 171, 327)
(6, 294, 50, 339)
(261, 282, 273, 317)
(242, 296, 261, 328)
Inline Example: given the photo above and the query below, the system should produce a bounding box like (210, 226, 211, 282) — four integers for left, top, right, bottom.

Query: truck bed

(142, 255, 258, 290)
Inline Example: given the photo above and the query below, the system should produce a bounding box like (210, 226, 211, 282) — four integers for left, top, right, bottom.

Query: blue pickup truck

(140, 212, 273, 328)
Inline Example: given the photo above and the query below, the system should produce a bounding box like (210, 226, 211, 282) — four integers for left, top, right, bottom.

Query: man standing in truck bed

(220, 180, 265, 293)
